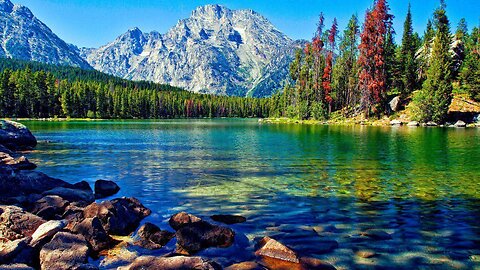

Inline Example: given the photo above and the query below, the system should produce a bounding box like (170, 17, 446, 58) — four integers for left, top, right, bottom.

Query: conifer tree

(399, 4, 417, 97)
(415, 0, 453, 123)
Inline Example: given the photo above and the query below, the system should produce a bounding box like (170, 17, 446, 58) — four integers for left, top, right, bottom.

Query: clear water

(20, 119, 480, 269)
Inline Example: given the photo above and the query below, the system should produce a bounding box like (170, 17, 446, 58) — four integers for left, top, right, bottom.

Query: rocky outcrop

(83, 197, 151, 236)
(0, 0, 91, 69)
(134, 222, 174, 250)
(0, 121, 37, 150)
(94, 179, 120, 199)
(39, 232, 95, 270)
(118, 255, 222, 270)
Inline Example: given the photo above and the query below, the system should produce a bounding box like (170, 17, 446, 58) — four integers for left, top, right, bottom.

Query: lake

(19, 119, 480, 269)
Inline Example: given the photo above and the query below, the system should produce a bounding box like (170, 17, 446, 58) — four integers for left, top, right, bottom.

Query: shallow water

(20, 119, 480, 269)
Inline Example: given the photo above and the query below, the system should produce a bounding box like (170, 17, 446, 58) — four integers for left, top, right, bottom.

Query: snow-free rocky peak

(0, 0, 91, 69)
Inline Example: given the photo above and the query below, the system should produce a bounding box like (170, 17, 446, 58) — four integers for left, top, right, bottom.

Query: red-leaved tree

(323, 19, 338, 113)
(358, 0, 393, 117)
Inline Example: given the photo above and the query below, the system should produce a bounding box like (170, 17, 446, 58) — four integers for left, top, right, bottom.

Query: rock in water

(118, 256, 221, 270)
(0, 120, 37, 150)
(255, 236, 300, 263)
(169, 212, 203, 230)
(225, 261, 263, 270)
(454, 120, 467, 128)
(176, 220, 235, 254)
(390, 120, 402, 126)
(134, 222, 174, 250)
(39, 232, 93, 270)
(361, 229, 392, 240)
(43, 186, 94, 206)
(211, 214, 247, 225)
(71, 217, 120, 253)
(407, 121, 419, 127)
(94, 179, 120, 199)
(0, 205, 45, 241)
(83, 197, 151, 236)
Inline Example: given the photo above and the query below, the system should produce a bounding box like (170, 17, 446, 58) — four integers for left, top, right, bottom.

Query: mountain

(81, 5, 296, 96)
(0, 0, 91, 69)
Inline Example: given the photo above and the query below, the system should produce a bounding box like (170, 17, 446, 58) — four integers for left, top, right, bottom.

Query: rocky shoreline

(0, 120, 337, 270)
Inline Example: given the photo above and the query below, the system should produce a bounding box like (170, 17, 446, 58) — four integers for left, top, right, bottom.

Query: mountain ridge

(0, 0, 92, 69)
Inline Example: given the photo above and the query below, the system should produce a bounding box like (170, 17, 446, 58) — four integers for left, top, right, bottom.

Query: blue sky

(15, 0, 480, 48)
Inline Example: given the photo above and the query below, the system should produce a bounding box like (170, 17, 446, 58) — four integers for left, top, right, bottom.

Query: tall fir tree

(416, 0, 453, 123)
(399, 3, 417, 97)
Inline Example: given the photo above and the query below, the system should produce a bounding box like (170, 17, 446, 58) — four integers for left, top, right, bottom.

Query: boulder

(389, 96, 401, 112)
(43, 187, 94, 206)
(134, 222, 174, 250)
(0, 170, 70, 202)
(454, 120, 467, 128)
(30, 220, 67, 246)
(118, 256, 221, 270)
(0, 120, 37, 150)
(426, 121, 438, 127)
(0, 206, 45, 241)
(169, 212, 202, 230)
(0, 238, 30, 265)
(211, 214, 247, 225)
(71, 217, 120, 253)
(0, 152, 36, 171)
(0, 144, 14, 156)
(31, 195, 70, 220)
(390, 120, 402, 126)
(407, 121, 419, 127)
(73, 181, 93, 192)
(176, 220, 235, 254)
(94, 180, 120, 199)
(83, 197, 151, 236)
(361, 229, 392, 240)
(255, 236, 299, 263)
(39, 232, 92, 270)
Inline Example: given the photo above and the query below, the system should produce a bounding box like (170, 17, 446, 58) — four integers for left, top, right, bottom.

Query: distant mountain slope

(81, 5, 296, 97)
(0, 0, 91, 69)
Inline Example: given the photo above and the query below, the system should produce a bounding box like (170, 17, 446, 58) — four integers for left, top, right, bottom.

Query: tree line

(275, 0, 480, 123)
(0, 60, 274, 119)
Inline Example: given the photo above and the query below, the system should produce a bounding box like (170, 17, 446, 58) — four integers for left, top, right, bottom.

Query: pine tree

(322, 19, 338, 115)
(399, 4, 417, 97)
(332, 15, 360, 115)
(415, 0, 453, 123)
(460, 26, 480, 100)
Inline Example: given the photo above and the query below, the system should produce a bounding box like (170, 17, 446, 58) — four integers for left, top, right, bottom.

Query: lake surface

(20, 119, 480, 269)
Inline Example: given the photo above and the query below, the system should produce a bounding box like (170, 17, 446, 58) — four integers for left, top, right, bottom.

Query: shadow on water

(19, 119, 480, 269)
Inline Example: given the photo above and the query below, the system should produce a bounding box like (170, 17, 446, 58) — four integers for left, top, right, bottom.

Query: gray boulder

(39, 232, 94, 270)
(0, 120, 37, 150)
(389, 96, 401, 112)
(454, 120, 467, 128)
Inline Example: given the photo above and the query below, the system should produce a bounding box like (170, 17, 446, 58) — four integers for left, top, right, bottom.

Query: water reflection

(21, 120, 480, 269)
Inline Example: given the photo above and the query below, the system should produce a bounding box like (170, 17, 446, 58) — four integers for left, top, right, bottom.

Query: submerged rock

(39, 232, 94, 270)
(118, 255, 221, 270)
(134, 222, 174, 250)
(255, 236, 299, 263)
(0, 205, 45, 241)
(211, 214, 247, 225)
(0, 120, 37, 150)
(94, 179, 120, 199)
(83, 197, 151, 236)
(361, 229, 392, 240)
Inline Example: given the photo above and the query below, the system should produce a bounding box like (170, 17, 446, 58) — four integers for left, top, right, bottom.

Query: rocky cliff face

(81, 5, 295, 96)
(0, 0, 91, 69)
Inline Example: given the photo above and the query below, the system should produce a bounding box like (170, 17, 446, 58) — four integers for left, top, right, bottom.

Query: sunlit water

(20, 119, 480, 269)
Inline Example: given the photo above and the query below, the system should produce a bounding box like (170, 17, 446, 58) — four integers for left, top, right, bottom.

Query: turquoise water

(20, 119, 480, 269)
